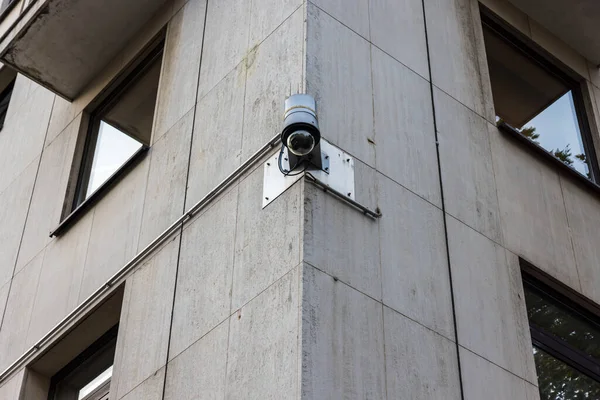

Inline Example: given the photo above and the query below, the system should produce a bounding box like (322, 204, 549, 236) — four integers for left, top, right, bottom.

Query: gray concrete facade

(0, 0, 599, 399)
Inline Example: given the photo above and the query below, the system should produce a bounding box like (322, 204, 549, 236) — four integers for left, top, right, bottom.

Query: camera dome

(287, 130, 316, 156)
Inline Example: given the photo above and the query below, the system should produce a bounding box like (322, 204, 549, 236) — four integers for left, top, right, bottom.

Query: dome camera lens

(287, 130, 315, 156)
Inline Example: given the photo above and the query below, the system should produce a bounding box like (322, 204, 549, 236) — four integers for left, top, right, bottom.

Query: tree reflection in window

(525, 285, 600, 360)
(523, 278, 600, 400)
(534, 347, 600, 400)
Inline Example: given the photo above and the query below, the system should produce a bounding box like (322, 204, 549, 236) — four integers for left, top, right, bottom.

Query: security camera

(280, 94, 322, 174)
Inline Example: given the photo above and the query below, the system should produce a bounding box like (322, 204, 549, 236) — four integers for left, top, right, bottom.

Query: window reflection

(525, 284, 600, 361)
(86, 122, 142, 197)
(78, 366, 112, 400)
(534, 347, 600, 400)
(482, 23, 593, 178)
(517, 92, 589, 177)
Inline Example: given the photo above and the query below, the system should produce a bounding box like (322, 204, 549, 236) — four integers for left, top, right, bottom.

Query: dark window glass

(48, 328, 117, 400)
(525, 283, 600, 360)
(482, 22, 596, 179)
(74, 47, 162, 207)
(534, 347, 600, 400)
(0, 78, 14, 130)
(523, 276, 600, 400)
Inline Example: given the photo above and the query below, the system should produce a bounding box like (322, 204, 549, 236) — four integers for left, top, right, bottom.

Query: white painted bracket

(262, 139, 355, 208)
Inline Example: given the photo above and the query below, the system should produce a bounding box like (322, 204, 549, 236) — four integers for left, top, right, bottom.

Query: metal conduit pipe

(0, 134, 281, 384)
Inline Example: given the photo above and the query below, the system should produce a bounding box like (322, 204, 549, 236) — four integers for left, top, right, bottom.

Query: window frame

(480, 6, 600, 183)
(72, 42, 163, 209)
(47, 325, 118, 400)
(521, 260, 600, 386)
(50, 33, 165, 237)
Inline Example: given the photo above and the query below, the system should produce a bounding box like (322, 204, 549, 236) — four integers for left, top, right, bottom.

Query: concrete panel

(16, 115, 81, 272)
(8, 74, 36, 114)
(112, 237, 179, 399)
(119, 368, 165, 400)
(371, 47, 441, 206)
(25, 211, 93, 347)
(153, 0, 207, 141)
(478, 0, 530, 37)
(311, 0, 370, 39)
(0, 158, 38, 287)
(306, 4, 375, 167)
(378, 173, 455, 339)
(369, 0, 429, 80)
(301, 265, 385, 400)
(448, 217, 537, 382)
(138, 110, 192, 250)
(241, 7, 304, 160)
(0, 370, 24, 399)
(197, 0, 250, 99)
(489, 127, 580, 290)
(424, 0, 495, 121)
(186, 63, 245, 208)
(434, 88, 502, 243)
(561, 178, 600, 304)
(304, 163, 381, 300)
(249, 0, 302, 48)
(384, 307, 461, 400)
(0, 250, 44, 372)
(45, 96, 78, 147)
(460, 347, 539, 400)
(0, 86, 54, 194)
(226, 267, 299, 400)
(232, 167, 301, 310)
(164, 321, 228, 400)
(169, 188, 237, 360)
(0, 282, 9, 334)
(78, 156, 150, 302)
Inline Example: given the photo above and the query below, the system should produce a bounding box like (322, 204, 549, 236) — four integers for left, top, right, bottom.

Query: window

(523, 273, 600, 400)
(47, 326, 117, 400)
(72, 43, 163, 209)
(0, 67, 16, 130)
(0, 76, 14, 130)
(481, 14, 599, 180)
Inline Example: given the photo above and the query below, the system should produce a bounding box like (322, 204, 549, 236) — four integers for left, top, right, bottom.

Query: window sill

(497, 121, 600, 197)
(50, 146, 149, 237)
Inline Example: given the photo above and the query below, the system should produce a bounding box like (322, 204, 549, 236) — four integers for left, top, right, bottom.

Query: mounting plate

(262, 139, 355, 208)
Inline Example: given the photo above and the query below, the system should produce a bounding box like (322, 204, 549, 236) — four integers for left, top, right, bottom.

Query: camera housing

(281, 94, 322, 171)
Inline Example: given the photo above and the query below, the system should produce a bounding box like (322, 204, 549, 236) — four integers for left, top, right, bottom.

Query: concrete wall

(0, 0, 306, 398)
(0, 0, 599, 398)
(300, 0, 600, 399)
